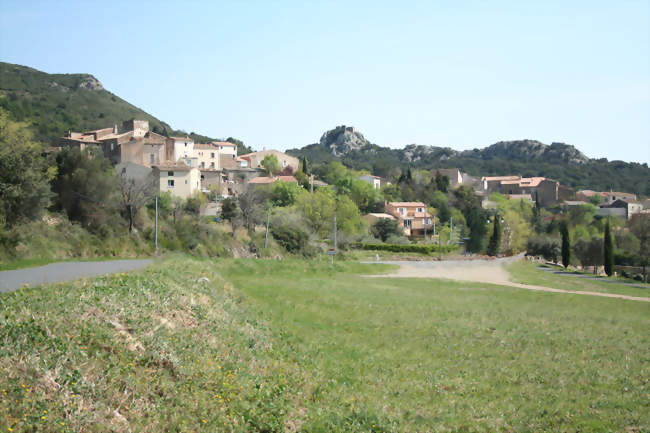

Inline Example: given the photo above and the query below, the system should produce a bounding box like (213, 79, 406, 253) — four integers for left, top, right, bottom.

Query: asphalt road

(0, 259, 153, 293)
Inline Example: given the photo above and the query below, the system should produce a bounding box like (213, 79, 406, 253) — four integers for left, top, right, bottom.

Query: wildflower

(202, 419, 206, 423)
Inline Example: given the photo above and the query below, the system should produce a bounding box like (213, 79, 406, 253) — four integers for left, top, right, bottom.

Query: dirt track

(365, 258, 650, 302)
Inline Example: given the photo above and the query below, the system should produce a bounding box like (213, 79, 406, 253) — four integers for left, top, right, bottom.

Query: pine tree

(560, 220, 570, 268)
(604, 218, 614, 276)
(487, 216, 501, 256)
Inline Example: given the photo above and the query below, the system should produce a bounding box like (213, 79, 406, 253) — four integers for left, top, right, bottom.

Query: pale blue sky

(1, 1, 649, 162)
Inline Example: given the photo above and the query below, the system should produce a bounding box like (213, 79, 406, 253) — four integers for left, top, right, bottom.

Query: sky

(1, 0, 649, 163)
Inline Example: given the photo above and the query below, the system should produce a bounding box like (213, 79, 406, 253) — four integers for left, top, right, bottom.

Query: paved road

(0, 259, 153, 293)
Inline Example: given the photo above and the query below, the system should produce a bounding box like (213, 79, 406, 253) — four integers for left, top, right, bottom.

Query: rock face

(320, 125, 370, 156)
(77, 75, 104, 91)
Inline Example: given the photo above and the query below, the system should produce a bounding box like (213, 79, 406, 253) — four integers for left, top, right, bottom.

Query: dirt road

(365, 258, 650, 302)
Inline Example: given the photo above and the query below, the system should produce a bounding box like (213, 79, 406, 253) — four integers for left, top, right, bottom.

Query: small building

(194, 143, 222, 170)
(152, 162, 201, 199)
(431, 168, 464, 187)
(238, 150, 299, 173)
(359, 174, 382, 189)
(598, 199, 644, 220)
(385, 202, 432, 237)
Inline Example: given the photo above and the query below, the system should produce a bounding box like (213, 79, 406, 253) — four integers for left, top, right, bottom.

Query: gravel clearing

(365, 257, 650, 302)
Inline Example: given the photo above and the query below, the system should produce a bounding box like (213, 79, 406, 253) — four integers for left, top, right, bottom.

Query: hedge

(359, 243, 457, 254)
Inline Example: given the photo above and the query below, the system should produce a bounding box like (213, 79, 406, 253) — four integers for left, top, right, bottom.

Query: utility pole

(264, 206, 271, 249)
(154, 195, 158, 253)
(449, 216, 453, 245)
(333, 213, 337, 253)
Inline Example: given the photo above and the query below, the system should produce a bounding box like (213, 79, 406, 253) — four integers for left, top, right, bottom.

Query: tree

(371, 218, 403, 242)
(116, 171, 155, 233)
(221, 197, 242, 236)
(466, 207, 487, 253)
(269, 181, 303, 207)
(527, 236, 561, 262)
(301, 156, 309, 174)
(0, 108, 54, 226)
(629, 214, 650, 282)
(238, 188, 266, 233)
(604, 218, 614, 276)
(573, 237, 603, 274)
(261, 154, 280, 176)
(560, 220, 570, 268)
(435, 172, 449, 193)
(51, 148, 117, 233)
(487, 215, 501, 256)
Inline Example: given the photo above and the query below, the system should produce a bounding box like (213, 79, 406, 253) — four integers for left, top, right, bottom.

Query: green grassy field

(1, 256, 648, 432)
(506, 260, 650, 299)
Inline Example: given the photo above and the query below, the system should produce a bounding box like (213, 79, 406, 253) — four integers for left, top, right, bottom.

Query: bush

(385, 234, 410, 245)
(526, 236, 561, 262)
(360, 243, 456, 254)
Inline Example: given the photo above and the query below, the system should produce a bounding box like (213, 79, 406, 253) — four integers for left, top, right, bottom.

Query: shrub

(527, 236, 561, 262)
(360, 243, 456, 254)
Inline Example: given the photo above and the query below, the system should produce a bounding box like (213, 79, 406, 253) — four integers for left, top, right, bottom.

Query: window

(211, 152, 215, 158)
(110, 143, 114, 151)
(200, 162, 205, 168)
(404, 220, 412, 228)
(185, 180, 188, 184)
(399, 207, 406, 215)
(282, 160, 287, 167)
(168, 179, 174, 187)
(210, 162, 215, 168)
(150, 154, 155, 164)
(168, 171, 174, 176)
(184, 142, 188, 147)
(121, 167, 126, 174)
(417, 207, 423, 213)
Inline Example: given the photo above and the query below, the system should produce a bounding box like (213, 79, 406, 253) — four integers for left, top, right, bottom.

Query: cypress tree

(301, 156, 309, 174)
(560, 220, 570, 268)
(604, 218, 614, 276)
(487, 216, 501, 257)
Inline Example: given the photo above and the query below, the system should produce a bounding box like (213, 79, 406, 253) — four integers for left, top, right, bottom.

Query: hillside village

(53, 119, 649, 230)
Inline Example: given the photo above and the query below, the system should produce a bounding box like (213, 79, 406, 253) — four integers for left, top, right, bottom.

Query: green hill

(0, 62, 175, 142)
(0, 62, 253, 153)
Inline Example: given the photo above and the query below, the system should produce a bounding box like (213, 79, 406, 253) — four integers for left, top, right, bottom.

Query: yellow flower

(61, 422, 65, 426)
(202, 419, 206, 423)
(41, 416, 46, 420)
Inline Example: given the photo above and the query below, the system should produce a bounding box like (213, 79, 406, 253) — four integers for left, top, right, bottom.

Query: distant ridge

(288, 125, 650, 196)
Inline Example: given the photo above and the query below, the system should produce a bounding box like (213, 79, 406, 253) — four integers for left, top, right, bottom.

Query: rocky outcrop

(77, 75, 104, 91)
(319, 125, 370, 156)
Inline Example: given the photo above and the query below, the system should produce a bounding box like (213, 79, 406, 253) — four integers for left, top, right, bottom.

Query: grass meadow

(1, 255, 648, 432)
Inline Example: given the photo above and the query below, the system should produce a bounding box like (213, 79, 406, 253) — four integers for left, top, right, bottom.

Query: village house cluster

(359, 168, 647, 238)
(58, 120, 299, 199)
(58, 120, 646, 236)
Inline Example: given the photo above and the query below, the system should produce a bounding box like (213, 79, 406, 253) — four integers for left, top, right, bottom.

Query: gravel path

(0, 259, 153, 293)
(364, 258, 650, 302)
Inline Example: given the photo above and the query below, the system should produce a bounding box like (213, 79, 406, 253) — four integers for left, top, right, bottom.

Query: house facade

(152, 162, 201, 199)
(385, 202, 432, 237)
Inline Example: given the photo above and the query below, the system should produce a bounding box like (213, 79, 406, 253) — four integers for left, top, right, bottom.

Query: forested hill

(287, 126, 650, 196)
(0, 62, 252, 153)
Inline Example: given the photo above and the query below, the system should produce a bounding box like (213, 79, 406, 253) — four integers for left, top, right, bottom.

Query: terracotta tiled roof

(152, 161, 194, 171)
(248, 176, 298, 184)
(170, 136, 193, 141)
(482, 175, 520, 181)
(194, 143, 219, 149)
(387, 202, 427, 207)
(211, 141, 236, 147)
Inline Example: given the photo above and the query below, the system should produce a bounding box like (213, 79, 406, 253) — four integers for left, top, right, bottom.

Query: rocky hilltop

(474, 140, 589, 164)
(319, 125, 370, 156)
